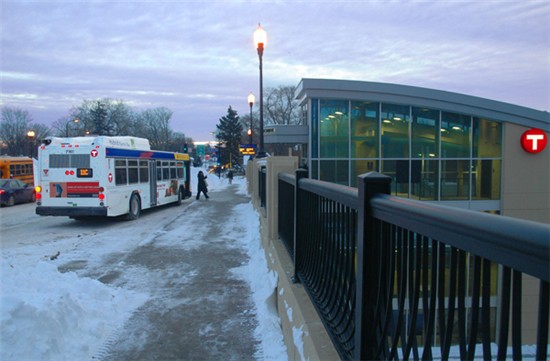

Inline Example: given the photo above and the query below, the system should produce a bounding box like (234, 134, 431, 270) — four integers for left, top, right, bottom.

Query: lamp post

(254, 23, 267, 157)
(247, 92, 255, 145)
(66, 118, 79, 137)
(27, 130, 35, 158)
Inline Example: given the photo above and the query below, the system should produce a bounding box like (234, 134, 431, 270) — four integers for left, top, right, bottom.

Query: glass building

(296, 79, 550, 217)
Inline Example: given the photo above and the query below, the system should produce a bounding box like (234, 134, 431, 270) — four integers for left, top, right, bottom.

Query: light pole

(27, 130, 35, 158)
(248, 92, 255, 145)
(66, 118, 79, 137)
(254, 23, 267, 157)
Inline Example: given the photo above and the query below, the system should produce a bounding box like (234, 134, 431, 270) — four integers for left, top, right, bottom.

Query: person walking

(196, 170, 209, 200)
(227, 170, 234, 185)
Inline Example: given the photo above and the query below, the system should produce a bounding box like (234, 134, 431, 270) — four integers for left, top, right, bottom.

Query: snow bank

(229, 179, 287, 360)
(1, 259, 148, 361)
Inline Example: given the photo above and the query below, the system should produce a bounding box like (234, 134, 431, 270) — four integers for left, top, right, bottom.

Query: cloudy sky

(1, 0, 549, 141)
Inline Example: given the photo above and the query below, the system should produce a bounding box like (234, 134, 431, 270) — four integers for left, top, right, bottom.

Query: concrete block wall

(247, 156, 340, 360)
(259, 216, 340, 361)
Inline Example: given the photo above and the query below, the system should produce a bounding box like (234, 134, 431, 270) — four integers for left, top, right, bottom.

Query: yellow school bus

(0, 156, 34, 185)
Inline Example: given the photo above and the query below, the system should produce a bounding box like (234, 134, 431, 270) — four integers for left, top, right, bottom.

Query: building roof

(296, 79, 550, 131)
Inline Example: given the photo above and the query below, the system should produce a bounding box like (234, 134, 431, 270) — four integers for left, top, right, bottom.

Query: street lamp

(247, 91, 255, 145)
(254, 23, 267, 157)
(66, 118, 79, 137)
(27, 130, 35, 158)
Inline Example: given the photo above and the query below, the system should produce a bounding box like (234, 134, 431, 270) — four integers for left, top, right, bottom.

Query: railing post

(259, 165, 266, 208)
(355, 171, 391, 360)
(292, 168, 308, 283)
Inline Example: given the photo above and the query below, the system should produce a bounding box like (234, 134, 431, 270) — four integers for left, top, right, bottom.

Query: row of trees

(0, 85, 302, 160)
(0, 100, 193, 156)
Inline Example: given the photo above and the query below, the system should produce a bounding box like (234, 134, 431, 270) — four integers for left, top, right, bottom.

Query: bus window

(162, 161, 170, 180)
(157, 161, 162, 181)
(139, 161, 148, 183)
(128, 160, 138, 184)
(72, 154, 90, 168)
(115, 159, 127, 185)
(50, 154, 70, 168)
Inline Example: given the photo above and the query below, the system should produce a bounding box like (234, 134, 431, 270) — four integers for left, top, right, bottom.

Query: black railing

(277, 170, 550, 361)
(297, 177, 358, 357)
(278, 172, 295, 257)
(259, 166, 266, 208)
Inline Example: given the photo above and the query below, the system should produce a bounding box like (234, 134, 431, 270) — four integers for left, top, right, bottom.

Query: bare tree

(166, 132, 189, 153)
(106, 100, 135, 135)
(0, 107, 34, 155)
(265, 85, 301, 126)
(137, 107, 173, 150)
(67, 98, 134, 136)
(0, 107, 52, 156)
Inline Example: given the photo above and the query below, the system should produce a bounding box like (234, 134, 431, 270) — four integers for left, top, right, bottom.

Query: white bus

(35, 136, 191, 220)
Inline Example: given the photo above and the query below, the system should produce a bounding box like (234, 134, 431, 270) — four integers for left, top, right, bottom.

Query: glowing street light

(248, 92, 255, 144)
(254, 23, 267, 157)
(27, 130, 36, 157)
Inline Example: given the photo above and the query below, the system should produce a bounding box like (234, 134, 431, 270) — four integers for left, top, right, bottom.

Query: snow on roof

(45, 136, 151, 150)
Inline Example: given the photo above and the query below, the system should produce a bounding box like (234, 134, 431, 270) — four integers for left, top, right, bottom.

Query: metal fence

(259, 165, 266, 208)
(277, 170, 550, 361)
(278, 172, 295, 258)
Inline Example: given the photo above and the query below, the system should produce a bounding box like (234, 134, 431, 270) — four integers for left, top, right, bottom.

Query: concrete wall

(247, 157, 340, 360)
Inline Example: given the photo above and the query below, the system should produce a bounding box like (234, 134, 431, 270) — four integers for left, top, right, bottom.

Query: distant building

(294, 78, 549, 223)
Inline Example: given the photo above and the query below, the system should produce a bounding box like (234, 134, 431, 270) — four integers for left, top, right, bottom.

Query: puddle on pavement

(98, 270, 122, 284)
(58, 259, 88, 273)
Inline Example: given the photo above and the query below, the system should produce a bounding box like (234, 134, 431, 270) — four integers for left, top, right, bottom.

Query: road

(1, 184, 269, 360)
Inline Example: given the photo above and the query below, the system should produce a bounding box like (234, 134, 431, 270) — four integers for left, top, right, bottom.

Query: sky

(1, 171, 289, 360)
(1, 0, 549, 141)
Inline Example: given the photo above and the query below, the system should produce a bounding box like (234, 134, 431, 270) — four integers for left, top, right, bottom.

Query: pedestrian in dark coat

(196, 170, 209, 199)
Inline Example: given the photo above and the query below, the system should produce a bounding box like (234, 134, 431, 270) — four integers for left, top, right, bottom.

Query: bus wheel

(126, 193, 141, 220)
(176, 187, 183, 205)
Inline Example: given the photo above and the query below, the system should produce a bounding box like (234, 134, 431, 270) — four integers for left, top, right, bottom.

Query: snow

(229, 202, 287, 360)
(292, 326, 307, 361)
(0, 168, 287, 360)
(1, 261, 147, 360)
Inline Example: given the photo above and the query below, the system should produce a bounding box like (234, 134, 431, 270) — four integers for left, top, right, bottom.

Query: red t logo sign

(521, 128, 547, 154)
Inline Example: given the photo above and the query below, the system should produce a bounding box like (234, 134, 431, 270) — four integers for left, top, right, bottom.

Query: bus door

(149, 160, 157, 206)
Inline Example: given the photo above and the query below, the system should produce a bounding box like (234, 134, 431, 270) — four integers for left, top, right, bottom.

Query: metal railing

(278, 172, 295, 257)
(277, 169, 550, 360)
(259, 165, 266, 208)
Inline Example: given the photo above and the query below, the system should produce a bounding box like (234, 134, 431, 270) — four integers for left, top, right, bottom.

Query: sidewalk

(101, 179, 286, 360)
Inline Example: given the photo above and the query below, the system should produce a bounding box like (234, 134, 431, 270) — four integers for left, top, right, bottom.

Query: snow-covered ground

(1, 168, 287, 360)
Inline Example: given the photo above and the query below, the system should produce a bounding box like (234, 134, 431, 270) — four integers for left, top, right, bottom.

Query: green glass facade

(309, 99, 502, 207)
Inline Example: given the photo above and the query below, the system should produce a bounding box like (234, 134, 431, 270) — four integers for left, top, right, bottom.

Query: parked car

(0, 179, 36, 207)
